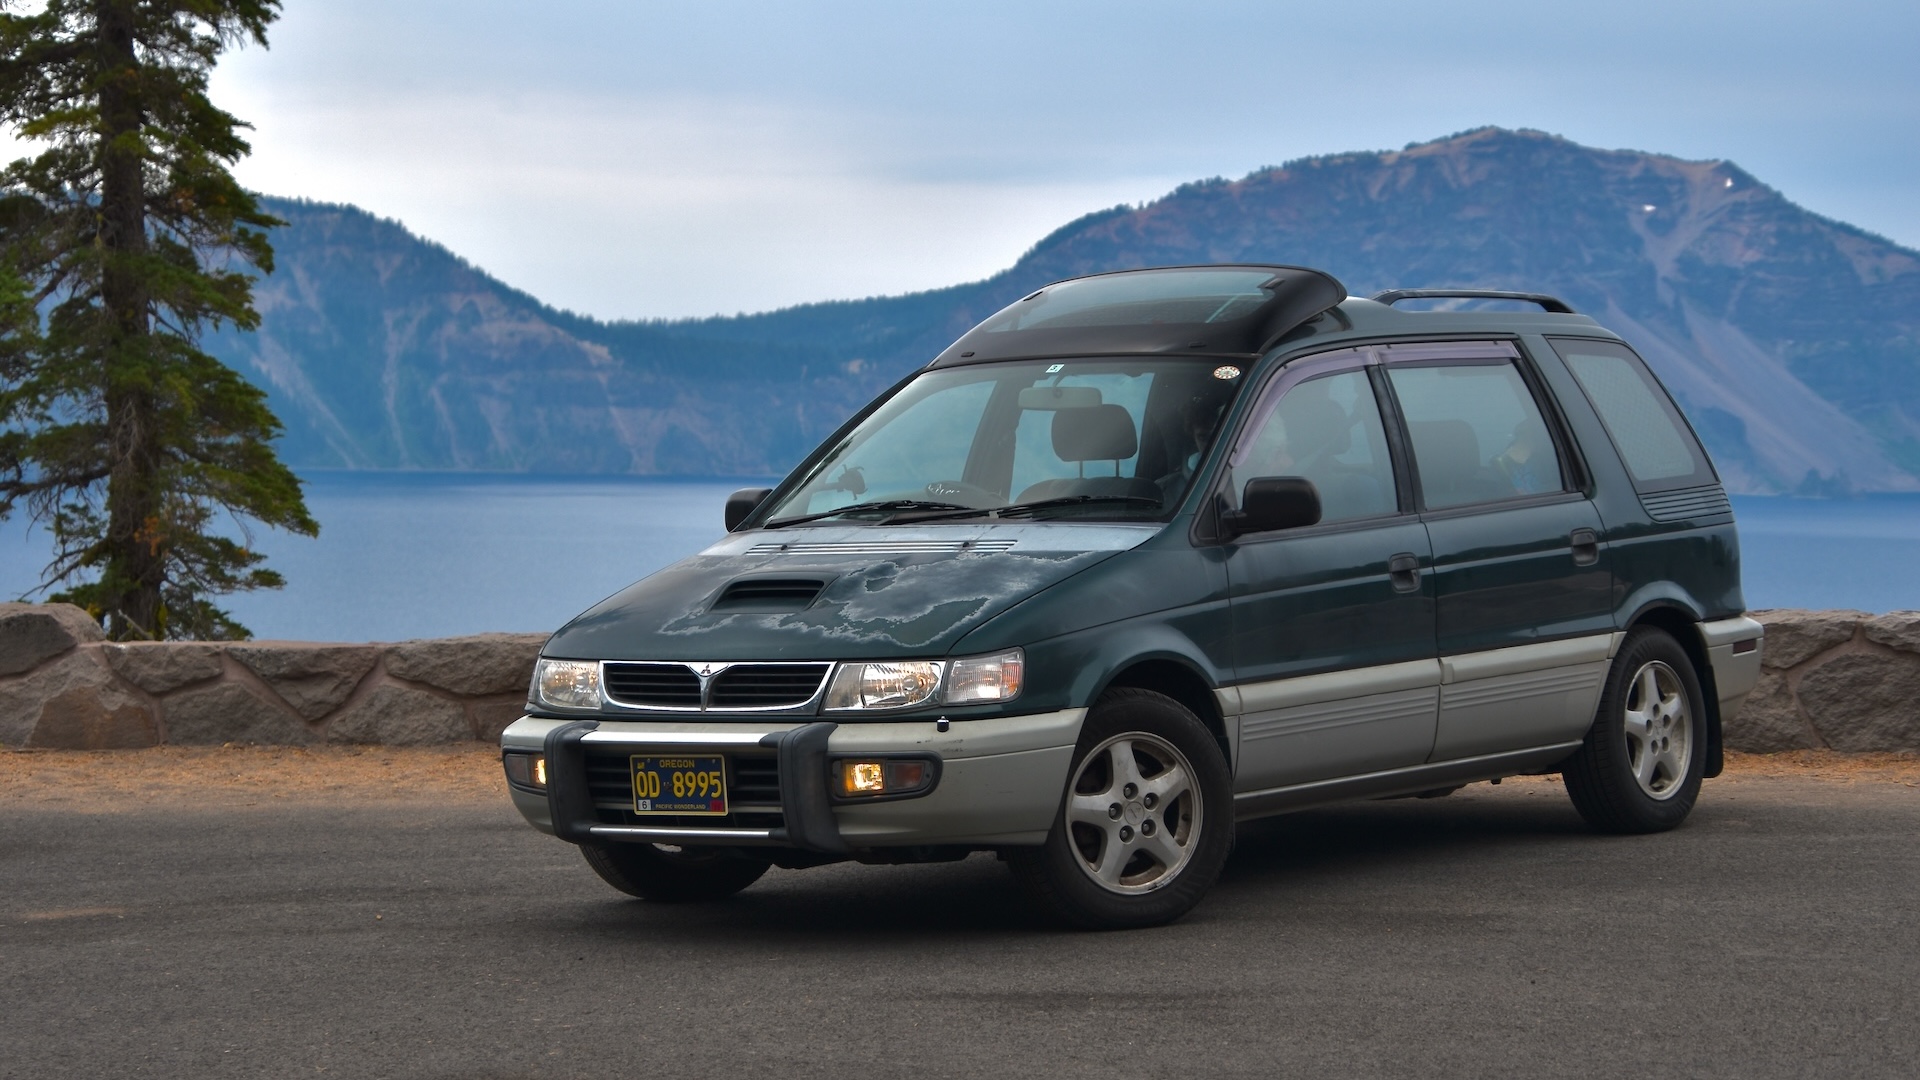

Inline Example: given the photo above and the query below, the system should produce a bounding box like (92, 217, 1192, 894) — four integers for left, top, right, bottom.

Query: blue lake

(1, 473, 1916, 642)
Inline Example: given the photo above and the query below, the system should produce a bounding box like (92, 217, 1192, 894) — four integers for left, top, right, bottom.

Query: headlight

(823, 649, 1023, 712)
(824, 661, 942, 711)
(533, 658, 601, 709)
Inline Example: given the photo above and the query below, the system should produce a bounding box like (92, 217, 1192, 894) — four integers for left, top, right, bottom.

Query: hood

(543, 522, 1156, 661)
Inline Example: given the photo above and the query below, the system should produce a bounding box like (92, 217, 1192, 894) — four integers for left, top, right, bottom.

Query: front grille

(603, 663, 702, 707)
(600, 661, 831, 710)
(709, 664, 832, 708)
(584, 749, 784, 831)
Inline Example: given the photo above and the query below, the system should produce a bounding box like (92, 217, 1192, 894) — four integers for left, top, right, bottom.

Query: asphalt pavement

(4, 773, 1917, 1079)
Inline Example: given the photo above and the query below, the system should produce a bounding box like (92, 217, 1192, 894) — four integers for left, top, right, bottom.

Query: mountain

(208, 127, 1920, 494)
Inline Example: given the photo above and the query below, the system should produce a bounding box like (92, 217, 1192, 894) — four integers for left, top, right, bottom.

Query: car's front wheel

(1009, 688, 1233, 929)
(1561, 627, 1707, 833)
(580, 841, 771, 902)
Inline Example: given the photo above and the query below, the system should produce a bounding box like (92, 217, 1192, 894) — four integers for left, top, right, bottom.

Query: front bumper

(501, 710, 1084, 850)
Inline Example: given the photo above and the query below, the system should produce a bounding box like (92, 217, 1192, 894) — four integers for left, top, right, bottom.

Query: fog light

(846, 761, 885, 793)
(834, 757, 936, 798)
(503, 751, 547, 789)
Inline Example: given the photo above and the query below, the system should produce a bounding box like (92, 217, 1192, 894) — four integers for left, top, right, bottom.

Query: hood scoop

(747, 539, 1019, 556)
(708, 577, 827, 613)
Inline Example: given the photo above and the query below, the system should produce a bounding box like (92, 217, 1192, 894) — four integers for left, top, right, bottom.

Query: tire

(579, 841, 771, 902)
(1562, 627, 1707, 834)
(1009, 688, 1234, 930)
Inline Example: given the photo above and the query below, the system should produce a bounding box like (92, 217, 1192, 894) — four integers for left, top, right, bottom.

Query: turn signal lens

(534, 659, 601, 709)
(943, 649, 1023, 705)
(834, 758, 936, 798)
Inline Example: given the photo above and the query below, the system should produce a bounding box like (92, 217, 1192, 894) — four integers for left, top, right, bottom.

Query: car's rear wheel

(1009, 688, 1233, 929)
(1562, 627, 1707, 833)
(580, 841, 771, 901)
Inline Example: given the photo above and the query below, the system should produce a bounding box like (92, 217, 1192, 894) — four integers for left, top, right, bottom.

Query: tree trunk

(94, 0, 162, 637)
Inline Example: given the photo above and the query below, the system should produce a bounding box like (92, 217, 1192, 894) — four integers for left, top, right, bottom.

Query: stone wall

(0, 604, 543, 749)
(4, 602, 1918, 752)
(1727, 609, 1920, 753)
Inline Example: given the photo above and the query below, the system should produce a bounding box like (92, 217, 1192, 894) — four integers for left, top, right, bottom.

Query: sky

(184, 0, 1920, 322)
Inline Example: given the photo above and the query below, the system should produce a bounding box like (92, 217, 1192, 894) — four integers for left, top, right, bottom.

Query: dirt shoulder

(3, 745, 1916, 811)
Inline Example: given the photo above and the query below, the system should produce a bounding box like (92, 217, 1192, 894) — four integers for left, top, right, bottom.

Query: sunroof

(981, 268, 1282, 333)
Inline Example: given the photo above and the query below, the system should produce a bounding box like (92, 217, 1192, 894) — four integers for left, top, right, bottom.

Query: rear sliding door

(1380, 341, 1615, 761)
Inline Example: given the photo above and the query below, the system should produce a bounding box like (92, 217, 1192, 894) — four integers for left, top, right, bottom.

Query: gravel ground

(5, 745, 1917, 809)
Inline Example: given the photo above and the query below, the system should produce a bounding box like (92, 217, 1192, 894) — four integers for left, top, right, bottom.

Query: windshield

(761, 358, 1248, 526)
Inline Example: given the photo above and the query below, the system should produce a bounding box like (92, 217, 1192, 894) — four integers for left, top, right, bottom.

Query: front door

(1220, 349, 1439, 792)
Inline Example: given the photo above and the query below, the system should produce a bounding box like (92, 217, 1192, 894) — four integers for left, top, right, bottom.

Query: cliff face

(208, 128, 1920, 493)
(206, 203, 889, 475)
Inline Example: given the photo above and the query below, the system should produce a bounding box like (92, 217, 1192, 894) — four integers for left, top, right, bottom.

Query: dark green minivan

(501, 266, 1764, 929)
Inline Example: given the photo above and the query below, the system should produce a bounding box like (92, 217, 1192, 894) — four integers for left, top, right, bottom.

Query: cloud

(54, 0, 1920, 317)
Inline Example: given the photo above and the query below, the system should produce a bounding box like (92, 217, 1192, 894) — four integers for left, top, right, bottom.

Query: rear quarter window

(1549, 338, 1717, 492)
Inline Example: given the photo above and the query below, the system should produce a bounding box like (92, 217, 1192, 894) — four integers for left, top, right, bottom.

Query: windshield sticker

(1213, 365, 1242, 380)
(1046, 363, 1064, 373)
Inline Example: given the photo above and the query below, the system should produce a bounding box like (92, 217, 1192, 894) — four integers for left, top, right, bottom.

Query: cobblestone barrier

(1730, 609, 1920, 753)
(0, 603, 543, 749)
(2, 603, 1917, 751)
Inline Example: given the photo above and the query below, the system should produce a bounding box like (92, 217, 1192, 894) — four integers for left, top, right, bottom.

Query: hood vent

(709, 578, 827, 612)
(747, 539, 1019, 556)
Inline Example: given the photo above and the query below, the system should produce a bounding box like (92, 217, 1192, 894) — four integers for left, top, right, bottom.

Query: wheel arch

(1624, 602, 1724, 778)
(1096, 657, 1231, 766)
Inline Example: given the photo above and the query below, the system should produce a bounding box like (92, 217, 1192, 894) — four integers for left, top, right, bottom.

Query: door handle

(1570, 527, 1600, 567)
(1388, 552, 1422, 594)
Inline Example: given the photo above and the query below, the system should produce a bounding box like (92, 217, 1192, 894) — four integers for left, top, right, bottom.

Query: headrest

(1053, 404, 1138, 462)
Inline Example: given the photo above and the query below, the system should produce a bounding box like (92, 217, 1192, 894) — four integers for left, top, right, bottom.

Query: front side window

(761, 358, 1246, 526)
(1386, 359, 1566, 510)
(1228, 367, 1398, 525)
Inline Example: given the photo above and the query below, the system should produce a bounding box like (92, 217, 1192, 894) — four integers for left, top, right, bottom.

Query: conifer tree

(0, 0, 313, 640)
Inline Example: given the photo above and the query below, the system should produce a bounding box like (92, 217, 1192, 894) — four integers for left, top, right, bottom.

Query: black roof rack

(1370, 289, 1576, 314)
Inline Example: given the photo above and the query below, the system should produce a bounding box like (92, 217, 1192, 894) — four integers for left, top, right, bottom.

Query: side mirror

(725, 488, 773, 531)
(1222, 477, 1321, 538)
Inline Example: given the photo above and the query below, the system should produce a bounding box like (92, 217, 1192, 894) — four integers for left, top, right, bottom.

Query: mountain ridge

(206, 127, 1920, 495)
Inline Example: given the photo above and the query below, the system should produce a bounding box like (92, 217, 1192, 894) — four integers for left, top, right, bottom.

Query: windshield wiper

(992, 494, 1163, 518)
(891, 494, 1164, 523)
(763, 499, 974, 529)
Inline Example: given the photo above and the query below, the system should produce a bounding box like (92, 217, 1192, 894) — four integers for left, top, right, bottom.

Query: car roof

(928, 264, 1346, 367)
(928, 265, 1616, 367)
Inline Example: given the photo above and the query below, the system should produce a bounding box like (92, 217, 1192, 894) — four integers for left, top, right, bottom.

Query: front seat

(1016, 404, 1161, 503)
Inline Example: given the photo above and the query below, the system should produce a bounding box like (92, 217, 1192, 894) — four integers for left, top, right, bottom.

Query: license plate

(629, 755, 728, 816)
